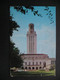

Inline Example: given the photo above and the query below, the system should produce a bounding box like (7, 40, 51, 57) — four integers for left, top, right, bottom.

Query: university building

(21, 23, 56, 70)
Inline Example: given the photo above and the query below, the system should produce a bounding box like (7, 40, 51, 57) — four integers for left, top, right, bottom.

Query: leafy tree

(14, 6, 54, 24)
(9, 16, 20, 36)
(49, 64, 55, 70)
(10, 40, 23, 68)
(9, 16, 23, 68)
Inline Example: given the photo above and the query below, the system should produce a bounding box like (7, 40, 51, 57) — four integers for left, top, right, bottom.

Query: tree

(14, 6, 54, 24)
(50, 64, 55, 70)
(9, 16, 20, 36)
(10, 40, 23, 68)
(9, 16, 23, 68)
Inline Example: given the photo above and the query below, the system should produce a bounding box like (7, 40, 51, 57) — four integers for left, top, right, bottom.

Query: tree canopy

(14, 6, 54, 24)
(10, 40, 23, 68)
(9, 16, 23, 68)
(9, 16, 20, 36)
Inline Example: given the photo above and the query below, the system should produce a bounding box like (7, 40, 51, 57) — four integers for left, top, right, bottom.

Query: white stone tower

(27, 23, 37, 54)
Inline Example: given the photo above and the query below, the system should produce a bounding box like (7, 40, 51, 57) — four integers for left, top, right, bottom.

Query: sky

(10, 6, 56, 58)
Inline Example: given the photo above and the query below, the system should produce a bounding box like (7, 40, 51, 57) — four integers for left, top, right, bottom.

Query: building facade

(21, 23, 55, 70)
(21, 54, 51, 70)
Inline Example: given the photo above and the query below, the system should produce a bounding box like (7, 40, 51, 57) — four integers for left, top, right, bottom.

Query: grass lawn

(10, 69, 56, 77)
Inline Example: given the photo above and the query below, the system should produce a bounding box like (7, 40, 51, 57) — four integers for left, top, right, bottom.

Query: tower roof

(29, 23, 34, 32)
(29, 23, 34, 27)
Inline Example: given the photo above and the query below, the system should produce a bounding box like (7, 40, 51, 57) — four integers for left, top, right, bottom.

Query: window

(33, 62, 34, 65)
(40, 62, 41, 65)
(29, 62, 30, 65)
(32, 67, 34, 69)
(25, 62, 27, 65)
(40, 67, 41, 69)
(36, 67, 38, 70)
(29, 67, 31, 69)
(25, 67, 27, 69)
(36, 62, 38, 65)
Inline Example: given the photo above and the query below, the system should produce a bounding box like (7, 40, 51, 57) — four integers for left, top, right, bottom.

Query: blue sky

(10, 6, 56, 58)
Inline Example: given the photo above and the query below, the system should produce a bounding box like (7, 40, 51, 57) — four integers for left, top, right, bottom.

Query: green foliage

(9, 16, 23, 68)
(10, 40, 23, 68)
(14, 6, 43, 17)
(49, 64, 55, 70)
(14, 6, 54, 24)
(9, 16, 20, 36)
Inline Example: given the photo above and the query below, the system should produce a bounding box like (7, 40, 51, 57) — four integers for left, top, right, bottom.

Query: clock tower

(27, 23, 37, 54)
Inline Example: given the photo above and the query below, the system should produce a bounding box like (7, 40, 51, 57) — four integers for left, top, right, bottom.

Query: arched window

(40, 67, 41, 69)
(32, 67, 34, 69)
(25, 67, 27, 69)
(36, 67, 38, 70)
(29, 67, 31, 69)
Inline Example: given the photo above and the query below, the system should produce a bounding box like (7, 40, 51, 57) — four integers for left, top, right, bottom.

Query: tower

(27, 23, 37, 54)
